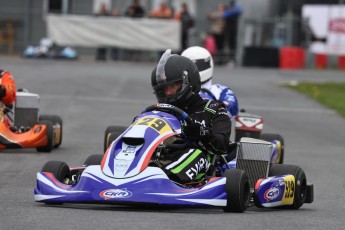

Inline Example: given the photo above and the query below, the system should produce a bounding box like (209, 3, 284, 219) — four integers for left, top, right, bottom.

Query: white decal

(114, 160, 129, 172)
(100, 189, 132, 200)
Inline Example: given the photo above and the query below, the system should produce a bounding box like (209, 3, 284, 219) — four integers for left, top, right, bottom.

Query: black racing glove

(183, 121, 212, 144)
(0, 85, 6, 99)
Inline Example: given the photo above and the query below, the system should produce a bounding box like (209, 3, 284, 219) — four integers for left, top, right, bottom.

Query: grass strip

(286, 81, 345, 117)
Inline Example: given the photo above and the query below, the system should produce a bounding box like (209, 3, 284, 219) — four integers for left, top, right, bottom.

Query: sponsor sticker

(219, 111, 229, 116)
(114, 160, 129, 172)
(100, 189, 133, 200)
(238, 117, 262, 127)
(281, 175, 295, 205)
(278, 179, 285, 186)
(157, 103, 173, 108)
(264, 187, 280, 201)
(122, 146, 136, 154)
(133, 117, 170, 134)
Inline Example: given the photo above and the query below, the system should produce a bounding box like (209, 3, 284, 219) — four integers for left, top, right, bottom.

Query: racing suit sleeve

(0, 72, 16, 106)
(201, 103, 232, 154)
(219, 86, 239, 117)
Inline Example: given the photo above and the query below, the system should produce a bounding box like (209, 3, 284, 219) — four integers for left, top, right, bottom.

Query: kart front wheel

(104, 126, 126, 153)
(41, 161, 70, 183)
(269, 164, 307, 209)
(36, 120, 54, 152)
(223, 169, 251, 213)
(84, 154, 104, 166)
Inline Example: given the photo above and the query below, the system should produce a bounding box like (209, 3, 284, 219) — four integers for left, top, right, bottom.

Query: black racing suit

(164, 96, 232, 184)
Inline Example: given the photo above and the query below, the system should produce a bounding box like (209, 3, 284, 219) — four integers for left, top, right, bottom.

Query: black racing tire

(39, 115, 63, 148)
(41, 161, 70, 183)
(269, 164, 307, 209)
(260, 133, 285, 164)
(36, 120, 54, 152)
(104, 126, 126, 153)
(104, 132, 118, 153)
(84, 154, 104, 166)
(223, 169, 251, 213)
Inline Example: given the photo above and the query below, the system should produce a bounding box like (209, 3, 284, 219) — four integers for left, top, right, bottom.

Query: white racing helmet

(181, 46, 214, 84)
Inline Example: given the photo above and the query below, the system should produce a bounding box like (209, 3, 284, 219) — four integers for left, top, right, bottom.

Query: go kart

(34, 104, 313, 212)
(200, 88, 285, 164)
(234, 110, 284, 164)
(0, 90, 62, 152)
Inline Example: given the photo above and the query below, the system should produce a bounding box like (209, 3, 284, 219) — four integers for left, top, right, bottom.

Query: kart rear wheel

(84, 154, 104, 166)
(260, 133, 285, 164)
(41, 161, 70, 183)
(104, 126, 126, 153)
(223, 169, 251, 213)
(36, 120, 54, 152)
(39, 115, 63, 148)
(269, 164, 307, 209)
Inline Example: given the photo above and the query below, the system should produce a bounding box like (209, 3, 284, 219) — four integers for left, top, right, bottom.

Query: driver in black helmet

(151, 49, 232, 184)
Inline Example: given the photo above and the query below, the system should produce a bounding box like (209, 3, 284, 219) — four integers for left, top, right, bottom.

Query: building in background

(0, 0, 344, 66)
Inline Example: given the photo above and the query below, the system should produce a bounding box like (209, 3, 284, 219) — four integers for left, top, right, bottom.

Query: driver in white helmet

(181, 46, 239, 117)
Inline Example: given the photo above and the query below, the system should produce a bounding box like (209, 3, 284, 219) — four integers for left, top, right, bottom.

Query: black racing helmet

(151, 49, 201, 108)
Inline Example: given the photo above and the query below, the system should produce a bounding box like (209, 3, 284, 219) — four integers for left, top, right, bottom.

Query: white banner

(302, 5, 345, 55)
(47, 14, 180, 51)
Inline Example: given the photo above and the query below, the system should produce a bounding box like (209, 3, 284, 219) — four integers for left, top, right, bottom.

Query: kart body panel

(0, 122, 48, 149)
(35, 165, 293, 208)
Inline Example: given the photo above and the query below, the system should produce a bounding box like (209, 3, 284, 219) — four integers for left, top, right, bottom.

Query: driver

(0, 70, 16, 127)
(151, 49, 232, 184)
(181, 46, 239, 117)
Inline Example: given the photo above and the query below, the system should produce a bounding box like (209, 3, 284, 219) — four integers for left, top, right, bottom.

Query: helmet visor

(194, 58, 211, 72)
(153, 72, 189, 104)
(156, 49, 174, 85)
(153, 80, 183, 102)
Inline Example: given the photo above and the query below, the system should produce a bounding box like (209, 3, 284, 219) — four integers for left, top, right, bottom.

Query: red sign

(329, 18, 345, 34)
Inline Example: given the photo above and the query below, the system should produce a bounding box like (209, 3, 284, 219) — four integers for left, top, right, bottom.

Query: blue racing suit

(199, 80, 239, 118)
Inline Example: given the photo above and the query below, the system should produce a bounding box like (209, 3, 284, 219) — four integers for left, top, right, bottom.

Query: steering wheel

(144, 104, 197, 150)
(144, 104, 193, 126)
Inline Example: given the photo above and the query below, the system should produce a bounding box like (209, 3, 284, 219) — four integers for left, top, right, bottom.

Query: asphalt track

(0, 56, 344, 230)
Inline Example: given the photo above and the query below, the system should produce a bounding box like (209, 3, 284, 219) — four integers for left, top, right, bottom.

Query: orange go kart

(0, 90, 62, 152)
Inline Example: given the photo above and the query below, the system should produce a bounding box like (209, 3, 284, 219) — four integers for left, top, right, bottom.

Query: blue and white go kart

(34, 104, 313, 212)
